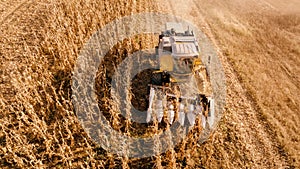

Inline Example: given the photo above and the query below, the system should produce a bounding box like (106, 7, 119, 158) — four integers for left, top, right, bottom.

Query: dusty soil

(0, 0, 299, 168)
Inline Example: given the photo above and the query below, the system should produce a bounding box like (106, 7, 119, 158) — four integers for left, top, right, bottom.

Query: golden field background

(0, 0, 299, 168)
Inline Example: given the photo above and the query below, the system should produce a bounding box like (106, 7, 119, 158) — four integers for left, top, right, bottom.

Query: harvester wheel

(151, 72, 162, 85)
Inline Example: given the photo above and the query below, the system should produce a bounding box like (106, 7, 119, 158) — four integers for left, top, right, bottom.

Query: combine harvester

(146, 22, 215, 129)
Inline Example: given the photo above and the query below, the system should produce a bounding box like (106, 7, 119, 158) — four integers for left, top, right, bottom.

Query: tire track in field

(154, 0, 291, 167)
(191, 6, 289, 169)
(191, 0, 291, 167)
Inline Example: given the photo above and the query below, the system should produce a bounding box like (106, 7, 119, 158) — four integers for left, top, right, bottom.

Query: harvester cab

(146, 22, 215, 129)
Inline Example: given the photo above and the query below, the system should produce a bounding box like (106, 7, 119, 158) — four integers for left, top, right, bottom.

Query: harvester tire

(151, 72, 162, 85)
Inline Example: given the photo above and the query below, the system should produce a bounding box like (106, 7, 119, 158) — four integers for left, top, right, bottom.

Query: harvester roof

(171, 43, 198, 57)
(161, 36, 199, 57)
